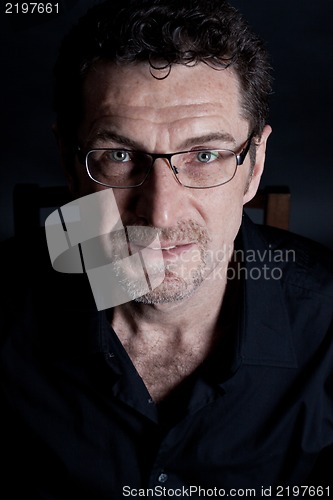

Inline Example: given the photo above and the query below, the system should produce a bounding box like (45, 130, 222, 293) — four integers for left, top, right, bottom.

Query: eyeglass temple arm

(236, 133, 254, 165)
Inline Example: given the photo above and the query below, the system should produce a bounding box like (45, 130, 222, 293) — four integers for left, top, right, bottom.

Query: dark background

(1, 0, 333, 248)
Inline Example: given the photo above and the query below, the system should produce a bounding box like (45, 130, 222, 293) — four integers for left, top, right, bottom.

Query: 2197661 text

(5, 2, 59, 14)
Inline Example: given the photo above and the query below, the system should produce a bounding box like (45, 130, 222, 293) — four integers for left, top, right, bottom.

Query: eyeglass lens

(86, 149, 239, 188)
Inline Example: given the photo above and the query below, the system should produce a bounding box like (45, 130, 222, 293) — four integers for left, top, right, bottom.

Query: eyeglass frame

(76, 132, 254, 190)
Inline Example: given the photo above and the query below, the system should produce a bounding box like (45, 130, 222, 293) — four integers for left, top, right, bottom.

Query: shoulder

(240, 215, 333, 300)
(0, 229, 52, 300)
(0, 231, 93, 345)
(240, 219, 333, 370)
(258, 224, 333, 298)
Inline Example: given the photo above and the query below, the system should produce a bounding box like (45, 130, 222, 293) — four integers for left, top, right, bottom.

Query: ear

(52, 122, 77, 195)
(243, 124, 272, 205)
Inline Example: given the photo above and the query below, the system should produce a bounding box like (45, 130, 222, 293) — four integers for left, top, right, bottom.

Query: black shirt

(1, 215, 333, 498)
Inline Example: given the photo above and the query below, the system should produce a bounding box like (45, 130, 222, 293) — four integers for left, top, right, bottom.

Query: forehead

(80, 62, 248, 147)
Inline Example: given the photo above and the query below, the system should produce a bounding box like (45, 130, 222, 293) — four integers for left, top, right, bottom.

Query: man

(1, 0, 333, 497)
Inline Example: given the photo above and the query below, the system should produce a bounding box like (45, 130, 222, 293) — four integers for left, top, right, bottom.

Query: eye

(107, 150, 131, 162)
(196, 151, 219, 163)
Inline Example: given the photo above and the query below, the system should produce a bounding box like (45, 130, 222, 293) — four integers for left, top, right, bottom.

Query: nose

(134, 158, 185, 227)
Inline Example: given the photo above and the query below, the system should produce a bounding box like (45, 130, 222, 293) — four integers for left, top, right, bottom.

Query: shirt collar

(68, 215, 297, 372)
(237, 214, 297, 369)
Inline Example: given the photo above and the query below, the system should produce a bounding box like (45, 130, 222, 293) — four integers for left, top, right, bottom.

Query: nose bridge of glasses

(149, 152, 179, 176)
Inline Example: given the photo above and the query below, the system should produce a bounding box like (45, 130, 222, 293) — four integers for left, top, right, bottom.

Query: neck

(108, 262, 236, 402)
(110, 268, 228, 346)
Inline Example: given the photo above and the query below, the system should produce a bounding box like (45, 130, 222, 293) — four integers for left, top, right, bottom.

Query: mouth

(153, 245, 176, 251)
(129, 241, 195, 259)
(123, 222, 208, 256)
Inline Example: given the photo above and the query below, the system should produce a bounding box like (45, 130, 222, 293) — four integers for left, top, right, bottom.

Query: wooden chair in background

(245, 186, 291, 231)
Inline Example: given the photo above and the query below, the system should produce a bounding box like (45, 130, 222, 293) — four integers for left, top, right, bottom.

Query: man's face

(69, 62, 270, 304)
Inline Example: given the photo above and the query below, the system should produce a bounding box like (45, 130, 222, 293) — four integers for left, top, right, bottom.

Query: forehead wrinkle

(86, 107, 235, 136)
(82, 62, 246, 136)
(95, 98, 232, 121)
(84, 110, 194, 137)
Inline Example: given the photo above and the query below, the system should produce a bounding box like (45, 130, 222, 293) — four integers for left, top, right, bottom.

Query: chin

(133, 271, 205, 305)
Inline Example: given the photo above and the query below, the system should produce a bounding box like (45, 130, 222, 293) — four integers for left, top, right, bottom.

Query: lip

(129, 241, 195, 257)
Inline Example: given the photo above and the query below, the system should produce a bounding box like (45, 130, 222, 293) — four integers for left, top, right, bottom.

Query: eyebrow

(179, 132, 236, 149)
(89, 130, 146, 150)
(88, 129, 236, 151)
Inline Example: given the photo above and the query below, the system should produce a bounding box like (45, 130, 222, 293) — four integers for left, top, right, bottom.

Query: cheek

(111, 189, 138, 221)
(204, 186, 245, 248)
(72, 159, 105, 198)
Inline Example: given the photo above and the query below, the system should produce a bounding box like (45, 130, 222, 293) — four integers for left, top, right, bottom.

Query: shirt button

(158, 472, 168, 483)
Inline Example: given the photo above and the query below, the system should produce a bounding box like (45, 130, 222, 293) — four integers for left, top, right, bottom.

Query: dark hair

(54, 0, 272, 151)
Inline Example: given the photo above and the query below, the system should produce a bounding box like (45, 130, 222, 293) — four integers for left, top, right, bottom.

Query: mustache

(80, 220, 209, 269)
(125, 220, 210, 247)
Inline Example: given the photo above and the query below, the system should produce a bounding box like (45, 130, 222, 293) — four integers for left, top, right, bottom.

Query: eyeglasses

(77, 133, 253, 189)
